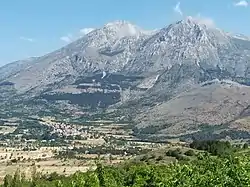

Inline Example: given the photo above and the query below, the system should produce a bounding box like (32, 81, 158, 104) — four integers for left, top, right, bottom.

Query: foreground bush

(2, 155, 250, 187)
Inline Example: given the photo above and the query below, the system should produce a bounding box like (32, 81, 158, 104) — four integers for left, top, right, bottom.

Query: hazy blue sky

(0, 0, 249, 66)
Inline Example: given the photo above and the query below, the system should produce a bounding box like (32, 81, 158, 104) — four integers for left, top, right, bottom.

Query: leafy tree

(243, 143, 249, 149)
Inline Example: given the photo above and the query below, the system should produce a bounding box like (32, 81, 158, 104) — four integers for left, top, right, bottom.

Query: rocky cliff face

(1, 17, 250, 140)
(2, 18, 250, 94)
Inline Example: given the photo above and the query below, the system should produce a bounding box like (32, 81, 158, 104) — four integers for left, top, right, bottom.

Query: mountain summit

(122, 17, 242, 74)
(103, 20, 150, 37)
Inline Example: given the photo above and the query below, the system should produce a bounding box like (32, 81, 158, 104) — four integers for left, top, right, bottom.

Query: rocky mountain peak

(2, 18, 250, 94)
(123, 18, 238, 74)
(103, 20, 153, 37)
(161, 17, 232, 47)
(68, 20, 148, 51)
(159, 19, 209, 46)
(179, 16, 206, 27)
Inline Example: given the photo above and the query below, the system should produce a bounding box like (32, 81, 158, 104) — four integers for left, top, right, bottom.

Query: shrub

(150, 154, 156, 159)
(243, 143, 248, 149)
(176, 154, 190, 161)
(166, 149, 181, 157)
(140, 155, 149, 162)
(184, 150, 196, 156)
(10, 159, 17, 163)
(156, 155, 164, 161)
(176, 148, 182, 154)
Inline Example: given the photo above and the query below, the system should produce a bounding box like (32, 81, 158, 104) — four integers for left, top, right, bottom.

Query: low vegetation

(3, 153, 250, 187)
(2, 140, 250, 187)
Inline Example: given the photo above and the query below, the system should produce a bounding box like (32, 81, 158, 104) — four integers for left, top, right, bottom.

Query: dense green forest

(3, 141, 250, 187)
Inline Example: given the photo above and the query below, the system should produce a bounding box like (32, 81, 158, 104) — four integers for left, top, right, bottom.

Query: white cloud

(190, 14, 216, 28)
(20, 36, 35, 42)
(60, 34, 74, 43)
(80, 28, 95, 35)
(174, 2, 183, 16)
(234, 0, 248, 7)
(60, 28, 95, 43)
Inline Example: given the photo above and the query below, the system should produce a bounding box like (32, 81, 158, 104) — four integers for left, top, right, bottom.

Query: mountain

(1, 21, 153, 94)
(1, 17, 250, 141)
